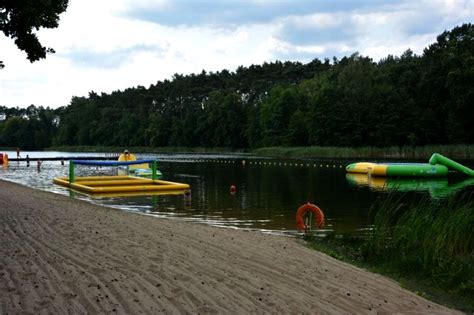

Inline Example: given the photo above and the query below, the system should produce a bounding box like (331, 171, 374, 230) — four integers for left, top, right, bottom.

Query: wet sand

(0, 180, 460, 314)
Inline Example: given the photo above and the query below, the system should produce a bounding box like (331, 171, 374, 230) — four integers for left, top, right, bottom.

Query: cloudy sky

(1, 0, 473, 108)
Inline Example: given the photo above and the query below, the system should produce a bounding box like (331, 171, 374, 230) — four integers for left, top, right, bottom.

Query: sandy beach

(0, 180, 460, 314)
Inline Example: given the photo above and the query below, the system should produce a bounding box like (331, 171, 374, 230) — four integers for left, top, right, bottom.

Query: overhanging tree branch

(0, 0, 69, 67)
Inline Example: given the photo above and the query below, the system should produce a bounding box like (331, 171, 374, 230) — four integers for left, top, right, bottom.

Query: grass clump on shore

(309, 192, 474, 312)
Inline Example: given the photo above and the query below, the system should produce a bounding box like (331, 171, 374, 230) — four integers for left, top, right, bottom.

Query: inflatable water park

(346, 153, 474, 178)
(117, 150, 161, 178)
(53, 159, 189, 195)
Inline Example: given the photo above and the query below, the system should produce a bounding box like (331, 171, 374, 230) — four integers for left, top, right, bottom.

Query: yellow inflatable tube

(345, 162, 388, 176)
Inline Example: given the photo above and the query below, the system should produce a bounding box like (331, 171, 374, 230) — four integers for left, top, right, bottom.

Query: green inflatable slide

(429, 153, 474, 177)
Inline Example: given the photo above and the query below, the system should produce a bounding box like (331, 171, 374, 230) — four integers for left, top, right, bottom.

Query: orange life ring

(296, 203, 325, 231)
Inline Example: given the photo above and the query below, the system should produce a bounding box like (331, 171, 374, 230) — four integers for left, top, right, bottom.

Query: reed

(308, 191, 474, 311)
(362, 191, 474, 307)
(46, 144, 474, 159)
(47, 145, 247, 154)
(253, 145, 474, 159)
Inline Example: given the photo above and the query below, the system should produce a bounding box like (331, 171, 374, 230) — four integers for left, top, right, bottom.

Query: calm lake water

(1, 150, 473, 236)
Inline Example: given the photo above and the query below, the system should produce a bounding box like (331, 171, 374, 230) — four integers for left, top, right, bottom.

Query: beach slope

(0, 180, 459, 314)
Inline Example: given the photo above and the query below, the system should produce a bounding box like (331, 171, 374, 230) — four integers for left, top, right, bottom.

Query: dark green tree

(0, 0, 69, 66)
(197, 91, 247, 148)
(420, 23, 474, 143)
(2, 24, 473, 150)
(260, 86, 309, 146)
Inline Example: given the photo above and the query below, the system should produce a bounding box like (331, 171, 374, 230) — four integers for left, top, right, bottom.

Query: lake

(1, 150, 473, 236)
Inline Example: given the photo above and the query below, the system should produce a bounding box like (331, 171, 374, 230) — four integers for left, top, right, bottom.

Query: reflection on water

(346, 173, 474, 199)
(1, 151, 473, 235)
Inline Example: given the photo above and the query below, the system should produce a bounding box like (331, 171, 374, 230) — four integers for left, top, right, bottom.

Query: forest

(0, 23, 473, 151)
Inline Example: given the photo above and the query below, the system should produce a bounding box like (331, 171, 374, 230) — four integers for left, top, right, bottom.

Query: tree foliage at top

(0, 23, 473, 150)
(0, 0, 69, 65)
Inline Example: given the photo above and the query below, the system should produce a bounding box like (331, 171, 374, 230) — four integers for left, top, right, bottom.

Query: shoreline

(0, 180, 460, 313)
(45, 144, 474, 160)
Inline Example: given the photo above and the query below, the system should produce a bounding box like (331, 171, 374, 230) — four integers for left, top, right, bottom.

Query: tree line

(1, 24, 473, 151)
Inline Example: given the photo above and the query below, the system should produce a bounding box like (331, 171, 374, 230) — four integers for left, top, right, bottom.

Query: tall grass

(47, 145, 247, 154)
(47, 144, 474, 159)
(253, 145, 474, 159)
(309, 191, 474, 311)
(362, 192, 474, 305)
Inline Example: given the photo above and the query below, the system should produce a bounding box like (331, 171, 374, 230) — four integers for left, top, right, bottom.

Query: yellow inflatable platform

(53, 175, 189, 194)
(53, 159, 189, 195)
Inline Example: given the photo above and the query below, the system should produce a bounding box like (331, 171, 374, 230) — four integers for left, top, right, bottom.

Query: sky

(1, 0, 473, 108)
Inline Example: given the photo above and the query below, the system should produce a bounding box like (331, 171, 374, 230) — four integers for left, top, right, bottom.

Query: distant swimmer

(37, 160, 42, 172)
(26, 154, 30, 167)
(16, 147, 21, 158)
(184, 190, 192, 206)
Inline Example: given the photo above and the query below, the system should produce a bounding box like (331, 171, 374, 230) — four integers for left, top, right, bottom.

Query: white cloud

(0, 0, 472, 108)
